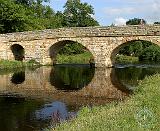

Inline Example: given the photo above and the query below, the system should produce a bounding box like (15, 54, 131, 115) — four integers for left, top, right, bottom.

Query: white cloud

(114, 17, 128, 26)
(103, 7, 136, 16)
(101, 0, 160, 25)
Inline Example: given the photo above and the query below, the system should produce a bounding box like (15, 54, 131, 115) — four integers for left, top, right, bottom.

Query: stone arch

(48, 40, 95, 65)
(10, 44, 25, 61)
(111, 38, 159, 65)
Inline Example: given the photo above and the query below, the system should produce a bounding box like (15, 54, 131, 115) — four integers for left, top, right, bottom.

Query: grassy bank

(115, 54, 139, 64)
(56, 52, 93, 64)
(54, 74, 160, 131)
(0, 59, 41, 70)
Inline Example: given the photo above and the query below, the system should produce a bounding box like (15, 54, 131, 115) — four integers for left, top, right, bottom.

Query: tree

(0, 0, 29, 33)
(0, 0, 61, 33)
(154, 22, 160, 24)
(126, 18, 146, 25)
(63, 0, 99, 27)
(139, 45, 160, 61)
(119, 41, 143, 57)
(14, 0, 49, 6)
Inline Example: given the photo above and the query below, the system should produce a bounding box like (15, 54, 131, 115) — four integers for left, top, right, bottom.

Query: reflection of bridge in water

(0, 67, 129, 106)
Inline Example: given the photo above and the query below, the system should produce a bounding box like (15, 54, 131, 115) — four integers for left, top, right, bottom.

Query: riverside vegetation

(54, 74, 160, 131)
(0, 59, 41, 69)
(56, 52, 93, 64)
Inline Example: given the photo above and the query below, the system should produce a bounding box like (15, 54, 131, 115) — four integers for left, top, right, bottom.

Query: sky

(46, 0, 160, 26)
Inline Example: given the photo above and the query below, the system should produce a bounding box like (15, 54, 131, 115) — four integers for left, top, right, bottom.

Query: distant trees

(139, 45, 160, 61)
(126, 18, 146, 25)
(154, 22, 160, 24)
(58, 41, 86, 55)
(118, 40, 160, 62)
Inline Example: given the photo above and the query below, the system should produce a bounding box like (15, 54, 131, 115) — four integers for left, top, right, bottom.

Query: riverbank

(115, 54, 139, 64)
(0, 59, 41, 70)
(54, 74, 160, 130)
(56, 52, 93, 64)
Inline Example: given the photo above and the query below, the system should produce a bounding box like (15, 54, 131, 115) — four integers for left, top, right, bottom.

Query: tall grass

(56, 52, 93, 64)
(115, 54, 139, 64)
(54, 74, 160, 131)
(0, 59, 41, 70)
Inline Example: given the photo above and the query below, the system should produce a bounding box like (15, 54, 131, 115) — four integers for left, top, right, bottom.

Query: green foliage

(56, 52, 93, 64)
(0, 60, 41, 69)
(0, 0, 29, 33)
(14, 0, 49, 6)
(139, 45, 160, 61)
(63, 0, 99, 27)
(58, 42, 87, 55)
(118, 40, 160, 62)
(119, 41, 151, 57)
(115, 55, 139, 64)
(126, 18, 146, 25)
(0, 0, 62, 33)
(0, 0, 99, 33)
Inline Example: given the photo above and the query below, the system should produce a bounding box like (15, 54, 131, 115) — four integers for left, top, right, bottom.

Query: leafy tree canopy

(0, 0, 28, 33)
(118, 40, 160, 62)
(154, 22, 160, 24)
(14, 0, 49, 6)
(126, 18, 146, 25)
(62, 0, 99, 27)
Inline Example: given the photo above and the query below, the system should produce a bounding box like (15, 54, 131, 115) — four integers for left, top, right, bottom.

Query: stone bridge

(0, 25, 160, 67)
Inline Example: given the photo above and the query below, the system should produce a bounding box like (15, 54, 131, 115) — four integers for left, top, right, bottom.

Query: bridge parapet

(0, 25, 160, 42)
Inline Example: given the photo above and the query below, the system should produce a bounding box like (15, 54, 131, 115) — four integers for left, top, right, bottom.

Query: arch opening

(111, 40, 160, 65)
(11, 44, 25, 61)
(49, 40, 95, 66)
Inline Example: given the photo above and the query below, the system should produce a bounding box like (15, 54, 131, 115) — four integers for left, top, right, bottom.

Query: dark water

(0, 64, 160, 131)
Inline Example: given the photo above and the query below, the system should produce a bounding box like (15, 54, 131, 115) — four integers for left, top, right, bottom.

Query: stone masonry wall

(0, 25, 160, 67)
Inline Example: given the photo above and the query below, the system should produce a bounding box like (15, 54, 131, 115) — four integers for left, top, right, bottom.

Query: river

(0, 64, 160, 131)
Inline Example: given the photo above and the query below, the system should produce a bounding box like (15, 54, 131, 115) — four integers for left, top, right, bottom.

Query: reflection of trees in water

(0, 97, 44, 131)
(115, 66, 160, 90)
(11, 71, 25, 84)
(50, 65, 95, 91)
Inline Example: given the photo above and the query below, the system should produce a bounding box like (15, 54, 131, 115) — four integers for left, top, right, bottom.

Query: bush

(139, 45, 160, 61)
(58, 42, 86, 55)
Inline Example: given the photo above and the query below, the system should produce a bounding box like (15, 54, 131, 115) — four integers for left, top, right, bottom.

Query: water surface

(0, 64, 159, 130)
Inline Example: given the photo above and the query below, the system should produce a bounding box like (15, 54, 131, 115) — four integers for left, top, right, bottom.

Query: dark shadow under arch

(11, 71, 25, 84)
(50, 65, 95, 91)
(111, 40, 158, 65)
(11, 44, 25, 61)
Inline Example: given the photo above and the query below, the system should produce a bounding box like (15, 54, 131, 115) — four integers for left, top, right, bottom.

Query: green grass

(115, 54, 139, 64)
(0, 59, 41, 70)
(54, 74, 160, 131)
(56, 52, 93, 64)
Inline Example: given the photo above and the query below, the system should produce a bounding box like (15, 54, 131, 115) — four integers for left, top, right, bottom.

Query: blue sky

(47, 0, 160, 26)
